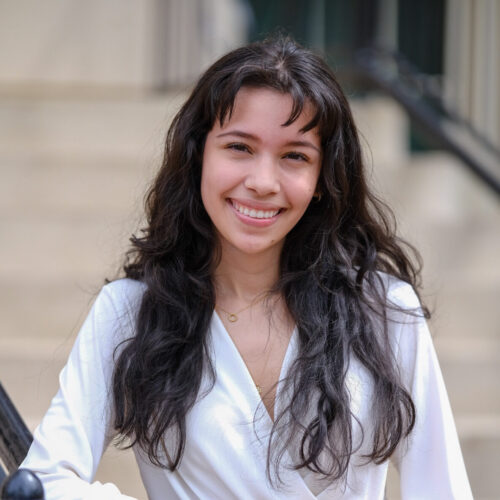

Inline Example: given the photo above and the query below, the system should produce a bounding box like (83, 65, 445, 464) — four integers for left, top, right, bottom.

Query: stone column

(444, 0, 500, 147)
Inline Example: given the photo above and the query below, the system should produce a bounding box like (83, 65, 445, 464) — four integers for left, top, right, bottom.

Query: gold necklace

(217, 296, 264, 323)
(255, 336, 274, 395)
(217, 297, 273, 395)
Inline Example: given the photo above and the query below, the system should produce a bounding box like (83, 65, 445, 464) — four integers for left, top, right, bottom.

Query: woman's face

(201, 87, 322, 260)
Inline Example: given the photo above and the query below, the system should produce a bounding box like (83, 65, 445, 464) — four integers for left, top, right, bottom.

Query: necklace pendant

(228, 313, 238, 322)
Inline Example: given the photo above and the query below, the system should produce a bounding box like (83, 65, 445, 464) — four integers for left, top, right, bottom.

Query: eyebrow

(216, 130, 321, 154)
(286, 140, 321, 154)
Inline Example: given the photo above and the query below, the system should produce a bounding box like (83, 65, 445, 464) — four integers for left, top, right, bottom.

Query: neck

(214, 243, 281, 303)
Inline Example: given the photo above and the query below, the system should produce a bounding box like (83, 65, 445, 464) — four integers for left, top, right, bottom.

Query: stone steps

(0, 92, 185, 156)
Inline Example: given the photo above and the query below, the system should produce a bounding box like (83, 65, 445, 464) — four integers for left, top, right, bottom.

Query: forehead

(214, 87, 320, 140)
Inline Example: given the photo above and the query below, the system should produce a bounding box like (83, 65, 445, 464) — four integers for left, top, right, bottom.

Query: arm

(389, 283, 473, 500)
(21, 281, 143, 500)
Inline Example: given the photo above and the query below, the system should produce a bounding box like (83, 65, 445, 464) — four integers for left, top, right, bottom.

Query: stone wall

(0, 0, 249, 90)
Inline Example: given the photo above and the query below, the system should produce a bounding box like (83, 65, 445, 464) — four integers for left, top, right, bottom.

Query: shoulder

(371, 271, 422, 312)
(72, 278, 147, 357)
(99, 278, 147, 315)
(366, 271, 429, 356)
(95, 278, 147, 339)
(373, 274, 433, 371)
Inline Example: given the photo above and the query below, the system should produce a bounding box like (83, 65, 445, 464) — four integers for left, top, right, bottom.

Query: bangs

(213, 66, 338, 139)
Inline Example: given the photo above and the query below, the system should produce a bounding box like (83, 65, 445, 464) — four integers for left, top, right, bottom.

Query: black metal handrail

(353, 47, 500, 197)
(0, 384, 33, 473)
(0, 383, 43, 499)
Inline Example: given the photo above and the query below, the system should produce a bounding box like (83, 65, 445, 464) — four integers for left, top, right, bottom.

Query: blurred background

(0, 0, 498, 498)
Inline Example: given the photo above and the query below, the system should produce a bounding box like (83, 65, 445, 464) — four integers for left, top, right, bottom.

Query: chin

(225, 237, 283, 257)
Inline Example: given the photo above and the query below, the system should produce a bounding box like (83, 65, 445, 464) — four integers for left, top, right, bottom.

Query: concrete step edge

(2, 335, 499, 363)
(20, 414, 500, 441)
(434, 337, 500, 363)
(456, 414, 500, 439)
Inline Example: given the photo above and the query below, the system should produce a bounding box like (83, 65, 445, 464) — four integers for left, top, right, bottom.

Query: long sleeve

(21, 280, 144, 500)
(389, 283, 473, 500)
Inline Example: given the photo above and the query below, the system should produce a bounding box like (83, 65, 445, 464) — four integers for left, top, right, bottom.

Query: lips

(230, 200, 281, 219)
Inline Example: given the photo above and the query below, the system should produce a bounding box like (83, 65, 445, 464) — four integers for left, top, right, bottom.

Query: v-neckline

(212, 310, 297, 423)
(210, 311, 333, 499)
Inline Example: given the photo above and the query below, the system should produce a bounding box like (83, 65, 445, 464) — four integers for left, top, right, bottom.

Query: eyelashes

(225, 143, 310, 162)
(283, 152, 308, 162)
(226, 142, 250, 153)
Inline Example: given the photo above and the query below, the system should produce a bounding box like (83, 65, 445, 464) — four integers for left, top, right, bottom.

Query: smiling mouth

(230, 200, 281, 219)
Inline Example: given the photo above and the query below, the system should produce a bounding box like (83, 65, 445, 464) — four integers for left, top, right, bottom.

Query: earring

(313, 191, 322, 201)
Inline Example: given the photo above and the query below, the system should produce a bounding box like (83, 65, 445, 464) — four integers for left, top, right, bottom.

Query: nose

(243, 154, 280, 195)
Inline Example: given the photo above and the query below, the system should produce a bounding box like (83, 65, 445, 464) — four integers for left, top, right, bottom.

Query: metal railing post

(0, 469, 44, 500)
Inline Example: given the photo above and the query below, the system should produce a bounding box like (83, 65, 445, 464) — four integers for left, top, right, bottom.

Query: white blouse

(21, 278, 473, 499)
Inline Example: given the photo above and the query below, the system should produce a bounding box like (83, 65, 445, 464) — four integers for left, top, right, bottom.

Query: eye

(226, 142, 251, 153)
(283, 151, 309, 162)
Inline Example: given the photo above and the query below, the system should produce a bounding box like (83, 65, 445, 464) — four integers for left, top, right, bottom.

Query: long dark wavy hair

(112, 36, 427, 485)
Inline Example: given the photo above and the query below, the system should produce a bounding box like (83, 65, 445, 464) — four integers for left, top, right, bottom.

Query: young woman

(22, 37, 472, 499)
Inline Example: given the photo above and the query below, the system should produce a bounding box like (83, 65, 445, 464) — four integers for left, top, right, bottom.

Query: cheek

(286, 172, 320, 206)
(202, 157, 240, 197)
(200, 150, 219, 203)
(200, 156, 236, 215)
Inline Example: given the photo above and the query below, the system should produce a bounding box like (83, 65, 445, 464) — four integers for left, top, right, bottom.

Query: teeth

(232, 201, 279, 219)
